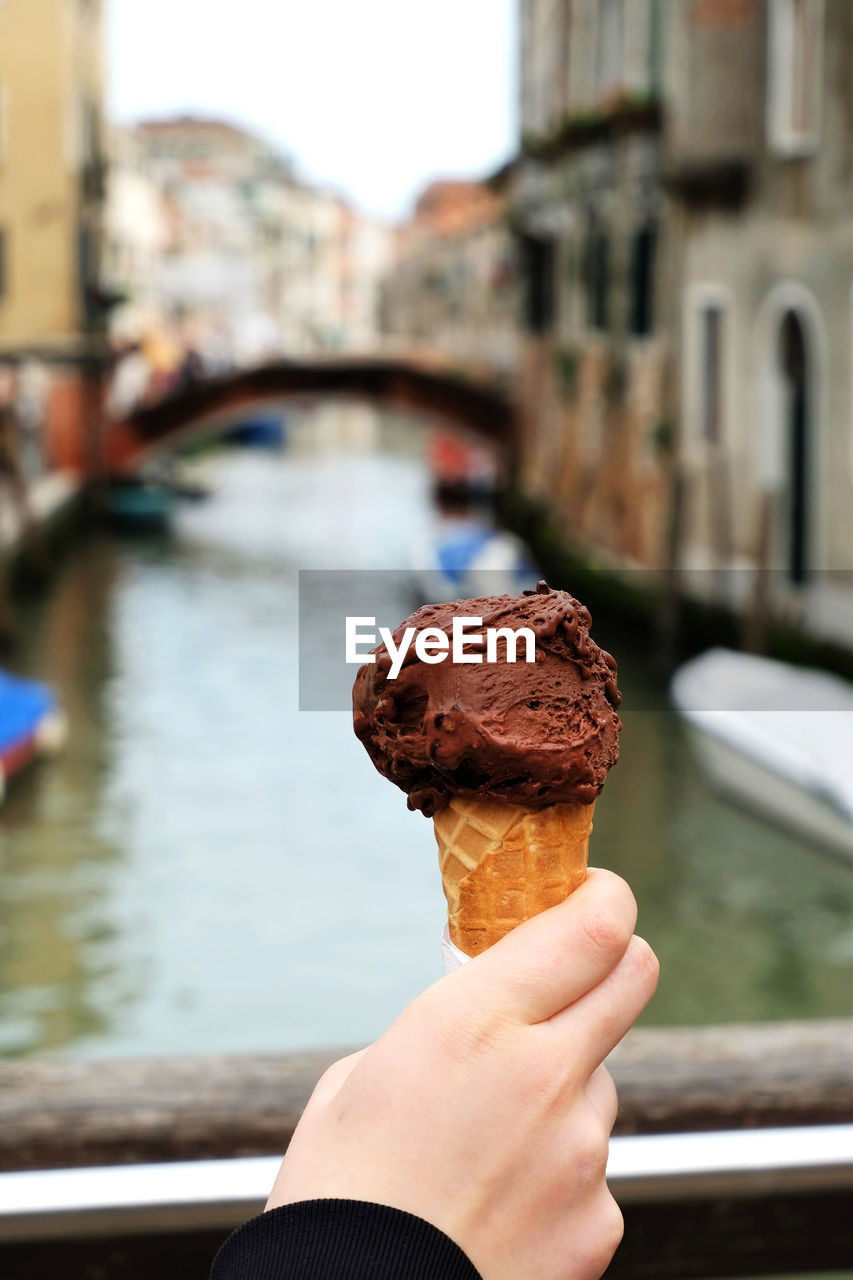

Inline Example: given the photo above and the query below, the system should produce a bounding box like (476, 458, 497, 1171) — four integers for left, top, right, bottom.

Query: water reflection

(0, 540, 126, 1055)
(597, 703, 853, 1024)
(0, 416, 851, 1058)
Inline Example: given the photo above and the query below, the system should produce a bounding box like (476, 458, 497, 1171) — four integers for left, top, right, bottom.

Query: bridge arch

(105, 356, 519, 474)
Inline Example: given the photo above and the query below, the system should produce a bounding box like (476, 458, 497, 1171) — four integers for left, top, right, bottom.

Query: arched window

(778, 310, 810, 582)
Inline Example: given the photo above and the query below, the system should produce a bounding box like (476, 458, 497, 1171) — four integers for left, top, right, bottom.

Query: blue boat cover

(437, 530, 494, 583)
(0, 670, 55, 752)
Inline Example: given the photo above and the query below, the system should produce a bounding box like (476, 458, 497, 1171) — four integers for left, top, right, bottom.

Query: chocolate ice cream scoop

(353, 581, 621, 818)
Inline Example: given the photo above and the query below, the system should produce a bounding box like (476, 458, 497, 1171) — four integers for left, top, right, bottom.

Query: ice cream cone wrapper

(441, 923, 471, 973)
(433, 796, 595, 959)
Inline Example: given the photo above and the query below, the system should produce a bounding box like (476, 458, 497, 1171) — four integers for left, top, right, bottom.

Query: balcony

(521, 96, 663, 165)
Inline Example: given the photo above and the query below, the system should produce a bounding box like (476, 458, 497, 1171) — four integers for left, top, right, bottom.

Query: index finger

(545, 933, 659, 1076)
(458, 868, 637, 1024)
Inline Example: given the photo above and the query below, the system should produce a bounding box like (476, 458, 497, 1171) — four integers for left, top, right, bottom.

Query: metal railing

(1, 1023, 850, 1275)
(1, 1125, 851, 1275)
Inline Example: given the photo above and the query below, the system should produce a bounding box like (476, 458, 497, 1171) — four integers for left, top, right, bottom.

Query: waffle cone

(433, 796, 594, 957)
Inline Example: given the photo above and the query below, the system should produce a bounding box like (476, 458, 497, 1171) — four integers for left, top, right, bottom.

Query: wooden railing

(2, 1020, 850, 1172)
(0, 1020, 850, 1278)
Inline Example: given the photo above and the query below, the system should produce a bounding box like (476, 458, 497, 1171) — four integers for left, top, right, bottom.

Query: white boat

(670, 648, 853, 862)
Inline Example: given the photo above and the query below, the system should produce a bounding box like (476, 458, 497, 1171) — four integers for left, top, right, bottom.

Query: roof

(411, 180, 502, 236)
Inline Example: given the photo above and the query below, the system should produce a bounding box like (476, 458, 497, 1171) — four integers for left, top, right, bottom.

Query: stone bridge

(105, 355, 518, 473)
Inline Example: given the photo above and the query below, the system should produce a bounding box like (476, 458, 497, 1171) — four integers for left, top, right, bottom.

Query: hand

(267, 868, 659, 1280)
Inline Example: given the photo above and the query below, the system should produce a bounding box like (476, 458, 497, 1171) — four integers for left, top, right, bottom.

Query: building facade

(667, 0, 852, 598)
(0, 0, 106, 347)
(115, 117, 391, 364)
(382, 179, 520, 377)
(516, 0, 674, 569)
(0, 0, 108, 479)
(103, 127, 170, 345)
(514, 0, 852, 629)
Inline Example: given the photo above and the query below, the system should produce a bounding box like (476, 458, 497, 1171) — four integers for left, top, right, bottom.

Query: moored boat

(227, 413, 287, 449)
(0, 669, 67, 800)
(670, 648, 853, 862)
(104, 477, 175, 531)
(412, 519, 537, 602)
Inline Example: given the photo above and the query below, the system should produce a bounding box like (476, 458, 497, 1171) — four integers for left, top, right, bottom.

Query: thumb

(455, 868, 637, 1025)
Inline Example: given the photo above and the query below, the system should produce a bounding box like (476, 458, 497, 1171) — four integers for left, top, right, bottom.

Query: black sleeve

(210, 1198, 483, 1280)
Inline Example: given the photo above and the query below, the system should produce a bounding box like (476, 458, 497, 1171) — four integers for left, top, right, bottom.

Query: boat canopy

(0, 671, 56, 754)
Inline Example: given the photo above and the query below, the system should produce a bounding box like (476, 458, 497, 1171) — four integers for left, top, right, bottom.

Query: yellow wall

(0, 0, 104, 345)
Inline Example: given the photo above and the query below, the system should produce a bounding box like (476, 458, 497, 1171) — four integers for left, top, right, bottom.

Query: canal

(1, 415, 851, 1060)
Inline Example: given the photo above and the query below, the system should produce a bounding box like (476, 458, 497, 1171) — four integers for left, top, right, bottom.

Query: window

(768, 0, 823, 152)
(522, 0, 569, 136)
(698, 303, 725, 445)
(561, 234, 576, 327)
(0, 85, 8, 168)
(595, 0, 625, 100)
(80, 96, 100, 166)
(77, 226, 101, 329)
(629, 223, 657, 338)
(520, 234, 556, 333)
(648, 0, 663, 96)
(584, 224, 609, 332)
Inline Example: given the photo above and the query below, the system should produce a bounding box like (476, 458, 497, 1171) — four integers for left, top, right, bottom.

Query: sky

(107, 0, 518, 222)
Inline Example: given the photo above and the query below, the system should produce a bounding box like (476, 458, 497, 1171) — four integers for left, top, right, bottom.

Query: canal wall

(0, 345, 110, 617)
(0, 472, 87, 642)
(0, 472, 85, 568)
(499, 484, 853, 682)
(0, 470, 87, 644)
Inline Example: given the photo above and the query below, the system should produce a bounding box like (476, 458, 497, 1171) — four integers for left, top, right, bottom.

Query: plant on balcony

(523, 94, 663, 164)
(555, 345, 580, 400)
(603, 351, 628, 409)
(649, 416, 675, 458)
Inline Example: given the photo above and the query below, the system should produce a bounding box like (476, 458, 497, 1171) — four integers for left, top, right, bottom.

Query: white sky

(107, 0, 518, 222)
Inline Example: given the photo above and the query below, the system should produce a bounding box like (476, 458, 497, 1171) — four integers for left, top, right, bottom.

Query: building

(125, 117, 294, 364)
(666, 0, 852, 603)
(0, 0, 106, 346)
(514, 0, 673, 568)
(103, 127, 170, 345)
(513, 0, 852, 634)
(339, 203, 394, 352)
(116, 116, 391, 364)
(382, 179, 520, 376)
(0, 0, 108, 481)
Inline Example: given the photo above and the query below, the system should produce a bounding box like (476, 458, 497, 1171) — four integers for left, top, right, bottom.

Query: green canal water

(1, 425, 851, 1059)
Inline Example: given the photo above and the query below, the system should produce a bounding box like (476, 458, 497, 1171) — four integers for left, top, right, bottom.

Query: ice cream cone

(433, 796, 594, 957)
